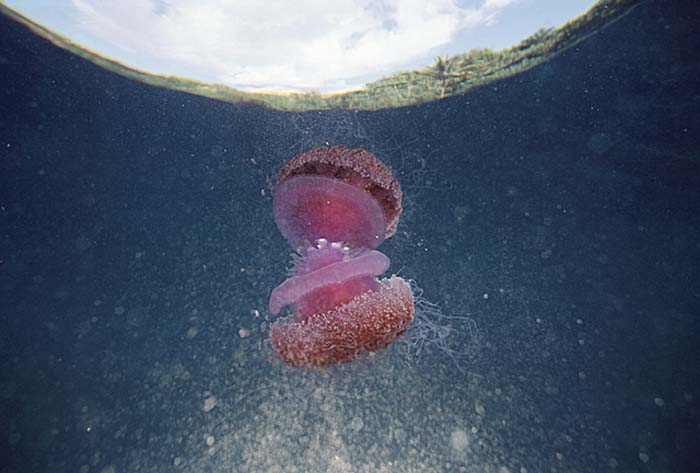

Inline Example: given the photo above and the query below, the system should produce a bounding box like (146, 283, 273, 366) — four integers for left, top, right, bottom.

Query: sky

(4, 0, 597, 92)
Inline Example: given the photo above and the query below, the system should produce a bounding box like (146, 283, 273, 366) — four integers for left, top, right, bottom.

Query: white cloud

(70, 0, 514, 92)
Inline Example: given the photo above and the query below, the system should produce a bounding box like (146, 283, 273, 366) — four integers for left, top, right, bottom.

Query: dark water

(1, 1, 699, 472)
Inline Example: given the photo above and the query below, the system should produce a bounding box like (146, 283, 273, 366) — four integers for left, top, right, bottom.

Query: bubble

(203, 396, 218, 412)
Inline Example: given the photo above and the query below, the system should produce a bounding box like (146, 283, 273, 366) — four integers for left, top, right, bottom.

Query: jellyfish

(268, 145, 415, 368)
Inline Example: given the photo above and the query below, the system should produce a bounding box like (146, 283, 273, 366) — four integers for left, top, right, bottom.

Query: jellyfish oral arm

(268, 250, 390, 315)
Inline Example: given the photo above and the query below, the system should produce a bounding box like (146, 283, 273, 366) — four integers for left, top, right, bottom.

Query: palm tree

(433, 55, 457, 98)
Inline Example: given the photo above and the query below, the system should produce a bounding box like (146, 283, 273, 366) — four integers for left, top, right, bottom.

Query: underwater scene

(1, 1, 698, 472)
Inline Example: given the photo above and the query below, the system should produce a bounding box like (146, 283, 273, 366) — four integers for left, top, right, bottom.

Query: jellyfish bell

(268, 145, 414, 368)
(274, 145, 403, 249)
(273, 175, 387, 250)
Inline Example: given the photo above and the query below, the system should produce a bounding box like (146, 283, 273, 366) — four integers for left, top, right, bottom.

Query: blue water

(1, 1, 698, 472)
